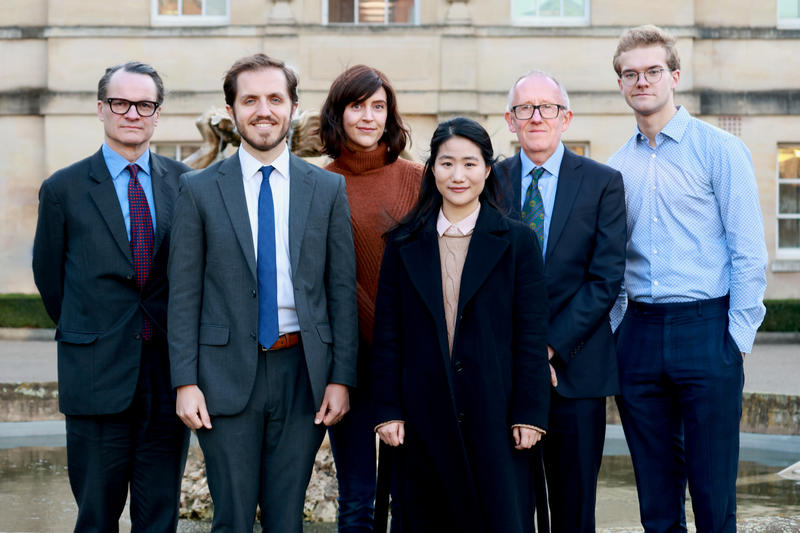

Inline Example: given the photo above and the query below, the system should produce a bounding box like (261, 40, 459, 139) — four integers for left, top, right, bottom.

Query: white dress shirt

(238, 144, 299, 334)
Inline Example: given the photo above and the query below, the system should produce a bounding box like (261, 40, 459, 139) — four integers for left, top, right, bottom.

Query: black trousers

(197, 344, 325, 533)
(66, 339, 190, 533)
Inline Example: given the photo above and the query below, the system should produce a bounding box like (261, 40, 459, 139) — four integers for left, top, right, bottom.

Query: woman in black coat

(371, 117, 551, 533)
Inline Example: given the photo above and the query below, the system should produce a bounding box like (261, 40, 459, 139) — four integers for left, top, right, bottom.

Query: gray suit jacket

(167, 151, 358, 415)
(33, 148, 190, 415)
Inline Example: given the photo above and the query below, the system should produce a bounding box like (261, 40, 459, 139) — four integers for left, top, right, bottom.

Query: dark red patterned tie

(127, 163, 154, 340)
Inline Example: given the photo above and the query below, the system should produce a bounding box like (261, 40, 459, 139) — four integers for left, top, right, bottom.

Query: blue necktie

(257, 165, 279, 349)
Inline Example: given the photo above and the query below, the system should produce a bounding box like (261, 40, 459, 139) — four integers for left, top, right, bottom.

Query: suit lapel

(87, 150, 133, 265)
(149, 153, 176, 258)
(217, 155, 258, 279)
(457, 207, 509, 316)
(288, 154, 316, 276)
(398, 223, 450, 365)
(546, 148, 583, 261)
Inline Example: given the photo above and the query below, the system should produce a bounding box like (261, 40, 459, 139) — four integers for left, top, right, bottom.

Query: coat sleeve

(32, 180, 66, 324)
(324, 175, 359, 387)
(167, 174, 205, 389)
(511, 227, 551, 430)
(371, 238, 405, 426)
(548, 169, 627, 362)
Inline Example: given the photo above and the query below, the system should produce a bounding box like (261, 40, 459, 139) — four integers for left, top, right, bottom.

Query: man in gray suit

(168, 53, 358, 532)
(33, 61, 190, 532)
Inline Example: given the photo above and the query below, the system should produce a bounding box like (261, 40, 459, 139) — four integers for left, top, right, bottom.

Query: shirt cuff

(374, 420, 404, 433)
(511, 424, 546, 435)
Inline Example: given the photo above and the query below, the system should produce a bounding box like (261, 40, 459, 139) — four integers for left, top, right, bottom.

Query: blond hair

(613, 25, 680, 76)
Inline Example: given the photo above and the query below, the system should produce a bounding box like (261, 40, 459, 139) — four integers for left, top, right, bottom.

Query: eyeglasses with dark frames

(620, 68, 667, 87)
(510, 103, 566, 120)
(105, 98, 160, 117)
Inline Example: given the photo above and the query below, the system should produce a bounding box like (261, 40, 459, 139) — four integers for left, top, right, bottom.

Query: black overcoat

(372, 203, 550, 533)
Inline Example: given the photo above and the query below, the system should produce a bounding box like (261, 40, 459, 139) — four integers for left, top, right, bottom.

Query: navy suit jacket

(33, 148, 190, 415)
(496, 147, 626, 398)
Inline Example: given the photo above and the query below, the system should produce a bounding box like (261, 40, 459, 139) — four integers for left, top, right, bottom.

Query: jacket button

(126, 274, 134, 280)
(454, 361, 464, 372)
(250, 331, 256, 340)
(134, 333, 141, 340)
(251, 289, 257, 298)
(457, 412, 465, 423)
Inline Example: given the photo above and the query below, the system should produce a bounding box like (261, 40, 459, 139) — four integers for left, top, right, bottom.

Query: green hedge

(0, 294, 56, 328)
(761, 299, 800, 332)
(0, 294, 797, 332)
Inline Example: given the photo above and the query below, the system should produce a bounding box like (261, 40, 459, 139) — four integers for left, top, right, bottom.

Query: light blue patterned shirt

(102, 143, 156, 240)
(519, 142, 564, 261)
(607, 106, 767, 353)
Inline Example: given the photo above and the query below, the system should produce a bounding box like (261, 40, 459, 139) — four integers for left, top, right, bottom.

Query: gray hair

(506, 70, 570, 111)
(97, 61, 165, 104)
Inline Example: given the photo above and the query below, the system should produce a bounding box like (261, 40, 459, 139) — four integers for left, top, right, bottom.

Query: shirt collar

(102, 143, 151, 180)
(519, 141, 564, 179)
(437, 203, 481, 237)
(635, 105, 690, 145)
(238, 142, 291, 183)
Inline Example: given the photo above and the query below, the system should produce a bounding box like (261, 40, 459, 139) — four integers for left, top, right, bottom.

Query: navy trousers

(66, 338, 189, 533)
(543, 392, 606, 533)
(616, 296, 743, 533)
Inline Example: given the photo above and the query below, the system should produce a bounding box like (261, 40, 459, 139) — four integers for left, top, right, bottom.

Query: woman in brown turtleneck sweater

(319, 64, 422, 533)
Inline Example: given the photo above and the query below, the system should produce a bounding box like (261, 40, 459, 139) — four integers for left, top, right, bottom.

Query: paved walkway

(1, 334, 797, 395)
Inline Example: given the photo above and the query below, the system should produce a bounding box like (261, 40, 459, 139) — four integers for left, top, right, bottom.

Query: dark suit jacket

(371, 204, 550, 533)
(167, 151, 358, 415)
(32, 148, 190, 415)
(496, 147, 626, 399)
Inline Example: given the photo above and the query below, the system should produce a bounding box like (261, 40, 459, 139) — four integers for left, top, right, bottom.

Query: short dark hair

(393, 117, 506, 239)
(223, 53, 299, 106)
(613, 25, 681, 77)
(319, 64, 410, 163)
(97, 61, 165, 104)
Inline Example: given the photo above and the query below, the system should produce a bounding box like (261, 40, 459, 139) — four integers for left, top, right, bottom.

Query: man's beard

(234, 113, 290, 153)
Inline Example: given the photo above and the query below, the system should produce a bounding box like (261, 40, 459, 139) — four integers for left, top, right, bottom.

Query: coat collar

(87, 148, 133, 265)
(216, 154, 258, 279)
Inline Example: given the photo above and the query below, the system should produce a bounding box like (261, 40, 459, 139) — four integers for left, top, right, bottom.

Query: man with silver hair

(496, 70, 627, 533)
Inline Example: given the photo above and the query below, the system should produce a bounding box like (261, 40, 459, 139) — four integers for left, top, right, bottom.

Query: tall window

(778, 0, 800, 28)
(152, 0, 229, 25)
(325, 0, 417, 24)
(511, 0, 589, 26)
(778, 145, 800, 255)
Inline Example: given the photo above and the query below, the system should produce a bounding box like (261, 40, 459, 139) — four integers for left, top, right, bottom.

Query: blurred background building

(1, 0, 799, 296)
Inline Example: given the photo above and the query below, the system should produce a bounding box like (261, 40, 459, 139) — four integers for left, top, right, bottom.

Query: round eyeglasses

(105, 98, 160, 117)
(509, 103, 566, 120)
(620, 68, 667, 86)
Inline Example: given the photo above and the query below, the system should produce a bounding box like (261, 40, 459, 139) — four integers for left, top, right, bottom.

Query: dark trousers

(197, 344, 325, 533)
(616, 296, 743, 533)
(66, 339, 189, 533)
(542, 392, 606, 533)
(328, 386, 377, 532)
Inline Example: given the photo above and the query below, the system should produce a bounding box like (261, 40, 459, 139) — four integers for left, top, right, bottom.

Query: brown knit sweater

(325, 144, 423, 344)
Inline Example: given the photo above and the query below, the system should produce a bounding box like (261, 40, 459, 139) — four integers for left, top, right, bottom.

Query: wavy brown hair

(319, 65, 410, 163)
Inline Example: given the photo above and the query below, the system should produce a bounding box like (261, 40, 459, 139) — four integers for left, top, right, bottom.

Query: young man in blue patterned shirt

(608, 25, 768, 533)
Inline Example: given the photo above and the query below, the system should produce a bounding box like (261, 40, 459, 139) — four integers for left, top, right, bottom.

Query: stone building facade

(2, 0, 799, 296)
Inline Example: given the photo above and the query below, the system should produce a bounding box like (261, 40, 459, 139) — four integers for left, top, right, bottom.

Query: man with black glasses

(609, 25, 768, 533)
(33, 61, 190, 532)
(496, 70, 627, 532)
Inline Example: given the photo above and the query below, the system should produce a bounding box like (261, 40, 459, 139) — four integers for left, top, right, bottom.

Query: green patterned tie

(521, 167, 545, 245)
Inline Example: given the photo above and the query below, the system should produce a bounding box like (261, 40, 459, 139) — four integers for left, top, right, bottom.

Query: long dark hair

(392, 117, 506, 239)
(319, 65, 410, 162)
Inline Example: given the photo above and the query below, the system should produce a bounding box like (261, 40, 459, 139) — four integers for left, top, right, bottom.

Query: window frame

(323, 0, 419, 25)
(151, 142, 202, 162)
(510, 0, 590, 27)
(151, 0, 230, 26)
(777, 143, 800, 259)
(777, 0, 800, 29)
